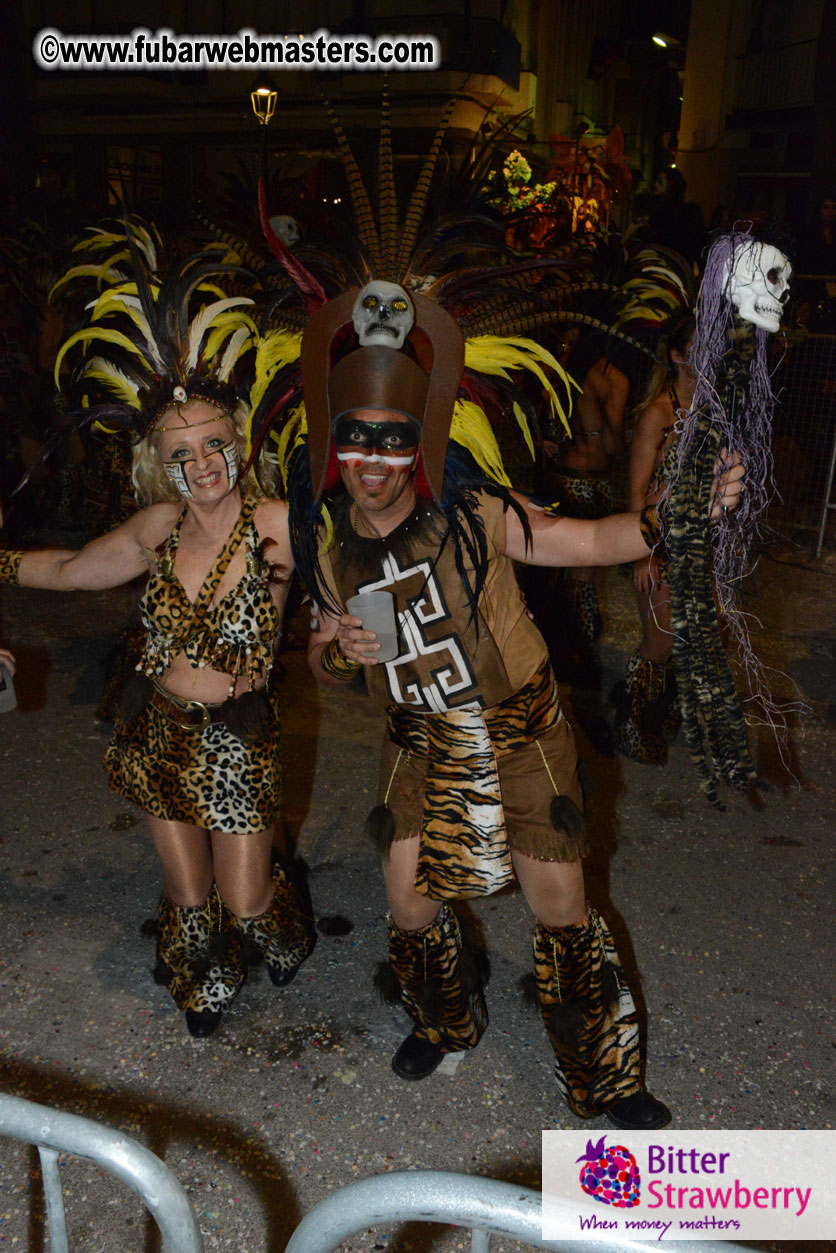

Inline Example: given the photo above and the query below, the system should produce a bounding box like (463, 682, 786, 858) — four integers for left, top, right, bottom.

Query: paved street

(1, 545, 835, 1251)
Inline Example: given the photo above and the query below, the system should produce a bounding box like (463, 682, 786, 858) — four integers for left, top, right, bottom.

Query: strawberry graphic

(576, 1135, 641, 1208)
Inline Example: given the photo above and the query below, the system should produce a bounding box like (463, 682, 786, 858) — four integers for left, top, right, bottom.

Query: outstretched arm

(506, 450, 744, 568)
(2, 504, 177, 591)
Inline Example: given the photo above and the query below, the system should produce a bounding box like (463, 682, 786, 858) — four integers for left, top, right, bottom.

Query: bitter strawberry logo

(576, 1136, 641, 1208)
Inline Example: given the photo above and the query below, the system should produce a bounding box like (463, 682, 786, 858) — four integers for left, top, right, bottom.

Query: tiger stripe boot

(154, 886, 245, 1039)
(376, 905, 488, 1081)
(533, 909, 671, 1130)
(612, 652, 670, 764)
(229, 861, 316, 988)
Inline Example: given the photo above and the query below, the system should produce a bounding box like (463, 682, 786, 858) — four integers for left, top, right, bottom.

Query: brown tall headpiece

(300, 288, 464, 504)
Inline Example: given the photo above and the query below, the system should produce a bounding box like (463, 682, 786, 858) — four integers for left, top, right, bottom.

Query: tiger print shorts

(378, 664, 588, 894)
(104, 685, 281, 834)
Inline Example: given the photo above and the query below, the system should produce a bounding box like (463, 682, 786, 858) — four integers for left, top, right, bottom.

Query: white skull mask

(352, 281, 415, 349)
(269, 214, 300, 247)
(725, 241, 792, 332)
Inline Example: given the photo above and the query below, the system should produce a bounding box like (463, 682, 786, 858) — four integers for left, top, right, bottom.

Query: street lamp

(250, 77, 277, 181)
(250, 77, 277, 126)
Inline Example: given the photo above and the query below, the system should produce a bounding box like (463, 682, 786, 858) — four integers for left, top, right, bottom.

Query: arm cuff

(0, 550, 23, 585)
(639, 504, 662, 550)
(320, 636, 362, 681)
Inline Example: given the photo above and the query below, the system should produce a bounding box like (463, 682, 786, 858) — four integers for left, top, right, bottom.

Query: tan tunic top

(318, 492, 547, 713)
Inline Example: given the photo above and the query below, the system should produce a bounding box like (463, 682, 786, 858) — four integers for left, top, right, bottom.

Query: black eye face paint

(333, 417, 420, 462)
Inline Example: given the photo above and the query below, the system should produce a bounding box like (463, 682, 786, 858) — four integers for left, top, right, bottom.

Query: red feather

(258, 178, 327, 311)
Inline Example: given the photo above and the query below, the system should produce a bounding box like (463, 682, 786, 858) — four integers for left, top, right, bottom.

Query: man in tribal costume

(295, 293, 743, 1130)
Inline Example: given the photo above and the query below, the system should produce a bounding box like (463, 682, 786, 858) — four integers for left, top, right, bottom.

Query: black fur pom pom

(373, 960, 403, 1004)
(601, 959, 622, 1007)
(518, 971, 540, 1011)
(120, 672, 152, 724)
(550, 795, 585, 836)
(546, 999, 586, 1053)
(366, 804, 396, 853)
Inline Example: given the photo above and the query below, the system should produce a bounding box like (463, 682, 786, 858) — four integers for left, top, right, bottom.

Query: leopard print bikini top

(137, 499, 280, 695)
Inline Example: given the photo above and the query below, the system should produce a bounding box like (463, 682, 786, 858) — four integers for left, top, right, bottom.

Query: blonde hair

(131, 400, 265, 505)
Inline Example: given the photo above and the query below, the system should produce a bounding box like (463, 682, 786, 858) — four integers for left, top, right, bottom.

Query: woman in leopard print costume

(613, 311, 696, 764)
(0, 227, 316, 1037)
(1, 393, 315, 1036)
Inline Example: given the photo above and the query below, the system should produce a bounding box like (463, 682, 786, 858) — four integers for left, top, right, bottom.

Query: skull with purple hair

(723, 239, 792, 333)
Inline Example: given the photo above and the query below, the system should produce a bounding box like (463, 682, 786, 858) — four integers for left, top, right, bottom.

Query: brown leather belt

(150, 684, 225, 731)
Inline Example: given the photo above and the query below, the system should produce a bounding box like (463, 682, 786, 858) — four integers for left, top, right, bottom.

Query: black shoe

(391, 1033, 444, 1081)
(268, 963, 299, 988)
(185, 1008, 222, 1039)
(603, 1090, 671, 1130)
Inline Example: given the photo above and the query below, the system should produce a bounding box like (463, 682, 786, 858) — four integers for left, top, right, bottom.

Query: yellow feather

(199, 312, 258, 368)
(512, 401, 535, 459)
(451, 400, 511, 487)
(464, 335, 577, 436)
(54, 327, 154, 388)
(49, 264, 127, 301)
(320, 500, 335, 553)
(81, 357, 141, 405)
(274, 405, 308, 492)
(250, 330, 304, 413)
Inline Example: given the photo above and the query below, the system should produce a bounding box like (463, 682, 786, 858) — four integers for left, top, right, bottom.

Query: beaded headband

(150, 386, 236, 434)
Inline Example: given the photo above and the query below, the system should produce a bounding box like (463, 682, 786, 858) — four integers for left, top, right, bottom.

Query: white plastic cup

(0, 664, 17, 713)
(346, 590, 399, 663)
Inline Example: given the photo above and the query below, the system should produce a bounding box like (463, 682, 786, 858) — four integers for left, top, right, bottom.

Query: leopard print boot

(230, 861, 315, 987)
(569, 576, 603, 649)
(533, 909, 670, 1129)
(612, 652, 670, 764)
(377, 905, 488, 1080)
(154, 886, 245, 1038)
(661, 657, 682, 741)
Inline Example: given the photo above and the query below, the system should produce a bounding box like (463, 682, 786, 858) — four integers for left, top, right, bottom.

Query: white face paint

(269, 214, 300, 246)
(351, 281, 415, 348)
(163, 460, 193, 499)
(163, 440, 238, 499)
(335, 451, 416, 468)
(725, 241, 792, 332)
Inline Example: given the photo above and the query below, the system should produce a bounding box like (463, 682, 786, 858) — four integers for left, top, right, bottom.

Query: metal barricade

(772, 326, 836, 553)
(284, 1168, 738, 1253)
(0, 1091, 203, 1253)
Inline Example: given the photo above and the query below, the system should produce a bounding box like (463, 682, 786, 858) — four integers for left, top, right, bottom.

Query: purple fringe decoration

(663, 227, 799, 747)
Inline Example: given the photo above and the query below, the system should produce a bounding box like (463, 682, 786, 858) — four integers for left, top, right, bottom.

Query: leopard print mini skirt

(104, 683, 281, 834)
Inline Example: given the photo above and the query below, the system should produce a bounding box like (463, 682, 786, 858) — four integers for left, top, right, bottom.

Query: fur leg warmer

(229, 861, 315, 982)
(533, 908, 641, 1118)
(154, 886, 245, 1015)
(613, 652, 677, 764)
(376, 905, 488, 1052)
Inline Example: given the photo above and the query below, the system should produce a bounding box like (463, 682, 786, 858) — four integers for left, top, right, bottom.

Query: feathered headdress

(51, 216, 258, 445)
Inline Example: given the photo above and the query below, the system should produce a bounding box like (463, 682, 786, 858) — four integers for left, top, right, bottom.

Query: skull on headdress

(352, 281, 415, 348)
